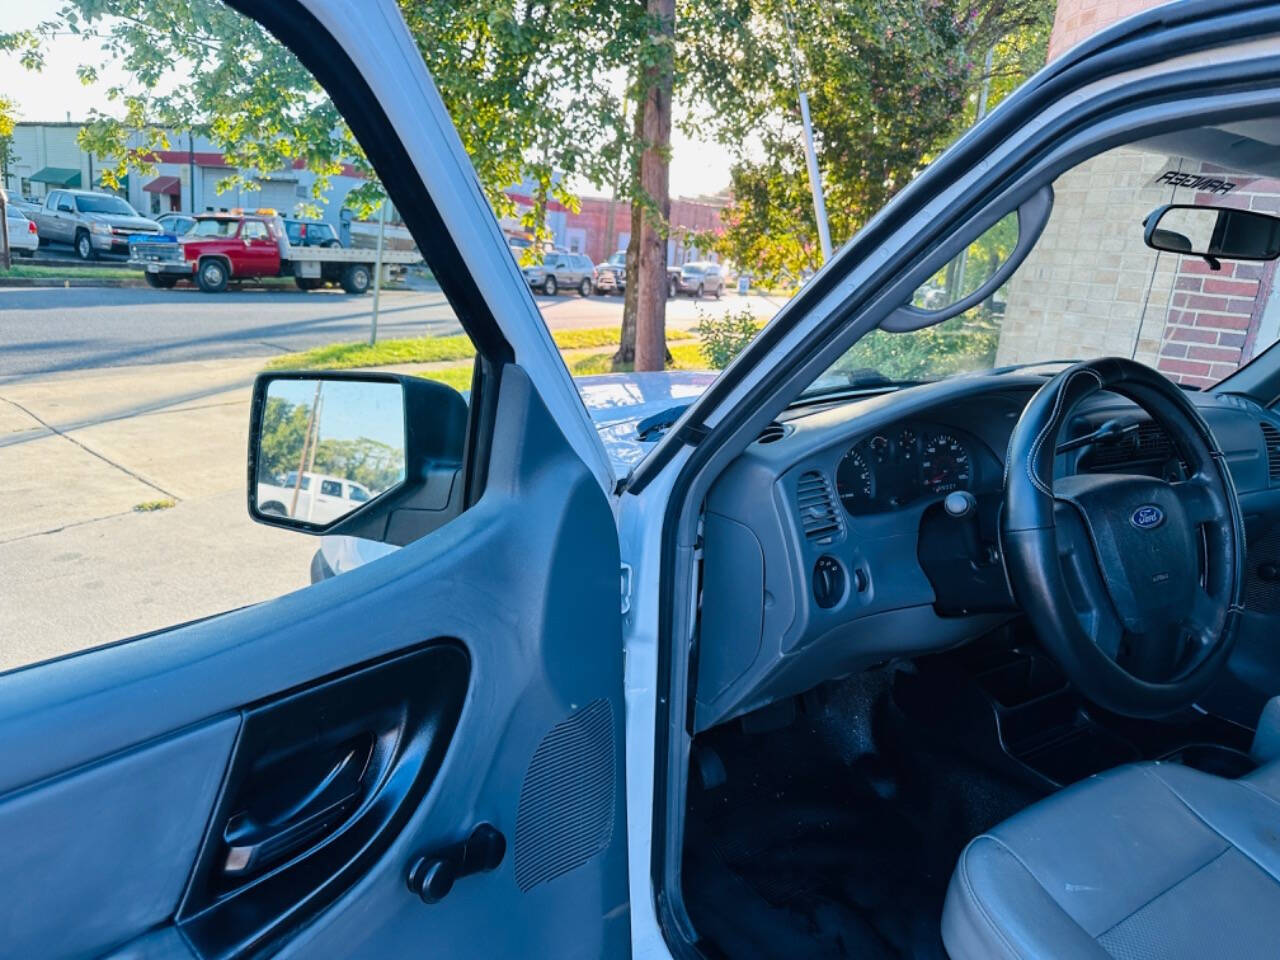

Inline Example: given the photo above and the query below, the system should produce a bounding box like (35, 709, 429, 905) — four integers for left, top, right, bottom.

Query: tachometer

(920, 432, 971, 494)
(836, 446, 874, 510)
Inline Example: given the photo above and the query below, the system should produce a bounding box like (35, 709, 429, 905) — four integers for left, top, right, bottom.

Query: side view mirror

(247, 372, 468, 545)
(1144, 203, 1280, 267)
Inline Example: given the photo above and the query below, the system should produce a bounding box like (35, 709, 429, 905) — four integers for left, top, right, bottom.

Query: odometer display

(920, 432, 971, 494)
(836, 447, 873, 509)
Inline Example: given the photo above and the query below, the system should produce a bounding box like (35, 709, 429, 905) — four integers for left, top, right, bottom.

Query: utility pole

(783, 7, 832, 264)
(290, 380, 322, 519)
(188, 133, 196, 212)
(369, 198, 388, 346)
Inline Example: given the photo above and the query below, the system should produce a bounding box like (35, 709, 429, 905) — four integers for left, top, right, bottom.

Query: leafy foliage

(1, 1, 647, 234)
(696, 304, 760, 369)
(695, 0, 1056, 285)
(257, 396, 404, 492)
(2, 1, 380, 214)
(0, 94, 16, 180)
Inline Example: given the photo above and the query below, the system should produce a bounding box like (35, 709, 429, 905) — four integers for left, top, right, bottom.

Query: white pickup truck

(256, 471, 373, 525)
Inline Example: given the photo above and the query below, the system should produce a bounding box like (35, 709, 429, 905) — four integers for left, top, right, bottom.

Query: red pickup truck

(128, 210, 421, 294)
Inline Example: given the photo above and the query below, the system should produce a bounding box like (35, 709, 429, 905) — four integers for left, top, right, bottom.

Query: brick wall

(1047, 0, 1167, 60)
(996, 147, 1180, 366)
(997, 151, 1280, 385)
(1153, 177, 1280, 386)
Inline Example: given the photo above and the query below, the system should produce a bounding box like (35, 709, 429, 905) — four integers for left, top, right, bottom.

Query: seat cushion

(942, 760, 1280, 959)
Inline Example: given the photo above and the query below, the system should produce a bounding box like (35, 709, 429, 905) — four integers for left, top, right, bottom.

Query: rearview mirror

(1144, 204, 1280, 264)
(248, 372, 468, 544)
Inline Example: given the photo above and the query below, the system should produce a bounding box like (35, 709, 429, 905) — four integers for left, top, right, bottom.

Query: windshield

(806, 141, 1280, 396)
(189, 219, 239, 237)
(74, 194, 136, 216)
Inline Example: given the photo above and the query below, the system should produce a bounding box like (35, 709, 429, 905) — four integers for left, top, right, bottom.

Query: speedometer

(836, 446, 873, 510)
(920, 432, 971, 494)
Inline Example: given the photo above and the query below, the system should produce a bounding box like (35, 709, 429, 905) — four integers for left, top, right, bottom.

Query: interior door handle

(222, 742, 368, 877)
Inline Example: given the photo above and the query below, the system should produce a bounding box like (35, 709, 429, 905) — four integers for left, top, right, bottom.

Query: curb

(0, 277, 147, 288)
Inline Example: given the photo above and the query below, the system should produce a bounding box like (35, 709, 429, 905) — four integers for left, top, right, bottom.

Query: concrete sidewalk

(0, 358, 316, 668)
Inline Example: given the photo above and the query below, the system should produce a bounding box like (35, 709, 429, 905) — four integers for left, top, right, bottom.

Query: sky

(0, 0, 733, 199)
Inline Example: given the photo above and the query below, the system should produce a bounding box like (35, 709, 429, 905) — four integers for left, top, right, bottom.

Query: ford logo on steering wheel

(1130, 504, 1165, 529)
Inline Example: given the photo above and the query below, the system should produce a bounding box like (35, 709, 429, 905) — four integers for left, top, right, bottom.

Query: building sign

(1154, 170, 1238, 194)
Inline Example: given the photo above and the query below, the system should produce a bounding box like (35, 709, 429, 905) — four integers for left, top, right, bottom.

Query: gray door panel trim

(0, 715, 238, 960)
(0, 366, 630, 956)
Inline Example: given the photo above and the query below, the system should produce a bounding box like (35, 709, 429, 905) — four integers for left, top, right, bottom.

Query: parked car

(595, 251, 626, 294)
(256, 471, 373, 525)
(522, 251, 596, 295)
(4, 206, 39, 257)
(32, 189, 162, 260)
(283, 218, 343, 247)
(128, 209, 420, 292)
(155, 213, 197, 237)
(598, 251, 685, 299)
(673, 260, 725, 298)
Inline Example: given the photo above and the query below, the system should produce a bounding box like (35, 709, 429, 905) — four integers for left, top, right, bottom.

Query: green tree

(312, 437, 405, 492)
(0, 94, 17, 189)
(2, 1, 648, 236)
(698, 0, 1055, 286)
(256, 396, 311, 483)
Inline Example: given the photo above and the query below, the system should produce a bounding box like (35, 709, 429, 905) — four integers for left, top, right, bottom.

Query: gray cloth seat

(942, 760, 1280, 959)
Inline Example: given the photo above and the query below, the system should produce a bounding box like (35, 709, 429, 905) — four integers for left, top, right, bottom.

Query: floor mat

(682, 668, 1042, 960)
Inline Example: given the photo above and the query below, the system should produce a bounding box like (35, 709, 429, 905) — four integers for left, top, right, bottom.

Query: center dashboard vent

(1262, 422, 1280, 483)
(796, 470, 842, 542)
(1084, 420, 1172, 469)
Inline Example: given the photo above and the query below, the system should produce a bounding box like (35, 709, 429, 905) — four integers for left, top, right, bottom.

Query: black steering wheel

(1002, 358, 1245, 717)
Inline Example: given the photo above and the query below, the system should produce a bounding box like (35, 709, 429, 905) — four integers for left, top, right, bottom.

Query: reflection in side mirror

(247, 372, 468, 544)
(254, 377, 406, 528)
(1144, 204, 1280, 265)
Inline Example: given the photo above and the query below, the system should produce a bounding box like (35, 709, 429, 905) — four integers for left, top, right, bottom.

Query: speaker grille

(513, 698, 616, 892)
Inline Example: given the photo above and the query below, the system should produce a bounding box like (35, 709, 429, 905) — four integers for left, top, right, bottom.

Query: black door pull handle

(223, 742, 368, 877)
(407, 823, 506, 904)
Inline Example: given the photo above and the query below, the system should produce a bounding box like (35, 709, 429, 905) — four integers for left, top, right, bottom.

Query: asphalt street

(0, 284, 776, 379)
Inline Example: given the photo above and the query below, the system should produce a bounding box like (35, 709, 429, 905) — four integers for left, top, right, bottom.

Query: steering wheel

(1002, 358, 1245, 717)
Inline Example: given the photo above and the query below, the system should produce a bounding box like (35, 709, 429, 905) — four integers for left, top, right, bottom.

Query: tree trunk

(632, 0, 675, 373)
(613, 198, 643, 367)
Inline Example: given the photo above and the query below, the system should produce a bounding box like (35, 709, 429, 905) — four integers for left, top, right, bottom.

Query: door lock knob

(407, 822, 506, 905)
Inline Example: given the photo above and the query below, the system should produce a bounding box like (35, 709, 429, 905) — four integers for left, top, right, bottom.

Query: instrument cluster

(835, 423, 976, 515)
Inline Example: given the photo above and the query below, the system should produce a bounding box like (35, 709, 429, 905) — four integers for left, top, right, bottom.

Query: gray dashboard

(694, 372, 1280, 733)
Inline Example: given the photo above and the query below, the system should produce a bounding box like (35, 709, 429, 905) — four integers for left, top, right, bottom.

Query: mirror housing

(881, 185, 1054, 333)
(1144, 203, 1280, 266)
(247, 371, 468, 545)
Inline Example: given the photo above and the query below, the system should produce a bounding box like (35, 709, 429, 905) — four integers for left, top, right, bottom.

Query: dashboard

(693, 371, 1280, 734)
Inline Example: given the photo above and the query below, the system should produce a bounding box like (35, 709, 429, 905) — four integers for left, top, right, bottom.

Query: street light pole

(784, 8, 832, 264)
(369, 198, 388, 346)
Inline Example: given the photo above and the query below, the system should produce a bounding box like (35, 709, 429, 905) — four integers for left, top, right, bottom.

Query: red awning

(143, 175, 181, 196)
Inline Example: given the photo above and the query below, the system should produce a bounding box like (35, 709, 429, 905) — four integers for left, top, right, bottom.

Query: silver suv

(523, 251, 597, 296)
(34, 189, 162, 260)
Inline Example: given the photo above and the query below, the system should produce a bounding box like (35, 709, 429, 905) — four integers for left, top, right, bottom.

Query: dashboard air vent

(1262, 422, 1280, 483)
(757, 422, 786, 444)
(1085, 420, 1172, 469)
(796, 470, 842, 542)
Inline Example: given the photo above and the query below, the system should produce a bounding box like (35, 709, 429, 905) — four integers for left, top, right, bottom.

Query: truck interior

(668, 113, 1280, 959)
